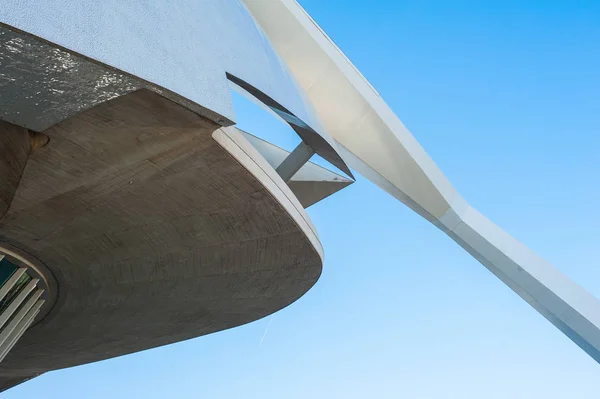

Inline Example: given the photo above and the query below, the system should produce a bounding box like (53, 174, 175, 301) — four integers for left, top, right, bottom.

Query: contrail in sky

(258, 317, 273, 348)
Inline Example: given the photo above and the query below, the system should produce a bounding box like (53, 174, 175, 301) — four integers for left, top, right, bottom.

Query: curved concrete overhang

(0, 3, 362, 388)
(243, 0, 600, 364)
(0, 0, 351, 177)
(0, 89, 323, 389)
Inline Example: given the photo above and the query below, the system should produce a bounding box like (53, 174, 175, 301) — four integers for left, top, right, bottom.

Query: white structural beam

(244, 0, 600, 362)
(0, 262, 45, 364)
(0, 279, 38, 330)
(0, 301, 43, 363)
(0, 268, 27, 303)
(239, 130, 353, 208)
(275, 141, 315, 182)
(0, 288, 43, 351)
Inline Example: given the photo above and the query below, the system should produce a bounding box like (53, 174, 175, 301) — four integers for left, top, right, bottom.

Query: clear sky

(6, 1, 600, 398)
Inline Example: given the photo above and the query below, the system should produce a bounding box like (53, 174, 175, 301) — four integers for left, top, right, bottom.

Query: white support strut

(243, 0, 600, 363)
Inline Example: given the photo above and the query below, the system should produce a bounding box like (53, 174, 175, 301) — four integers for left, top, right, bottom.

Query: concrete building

(0, 0, 598, 390)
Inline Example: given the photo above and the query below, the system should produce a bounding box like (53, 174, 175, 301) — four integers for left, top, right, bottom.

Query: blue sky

(6, 1, 600, 398)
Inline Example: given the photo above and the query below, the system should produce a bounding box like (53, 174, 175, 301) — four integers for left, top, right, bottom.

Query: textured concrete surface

(0, 27, 139, 131)
(0, 121, 29, 219)
(0, 0, 331, 138)
(0, 90, 322, 389)
(0, 23, 351, 179)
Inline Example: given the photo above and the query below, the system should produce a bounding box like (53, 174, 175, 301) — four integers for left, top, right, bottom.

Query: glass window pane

(0, 257, 18, 289)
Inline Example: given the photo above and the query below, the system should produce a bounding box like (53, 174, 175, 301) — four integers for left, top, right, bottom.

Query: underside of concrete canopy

(0, 9, 353, 389)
